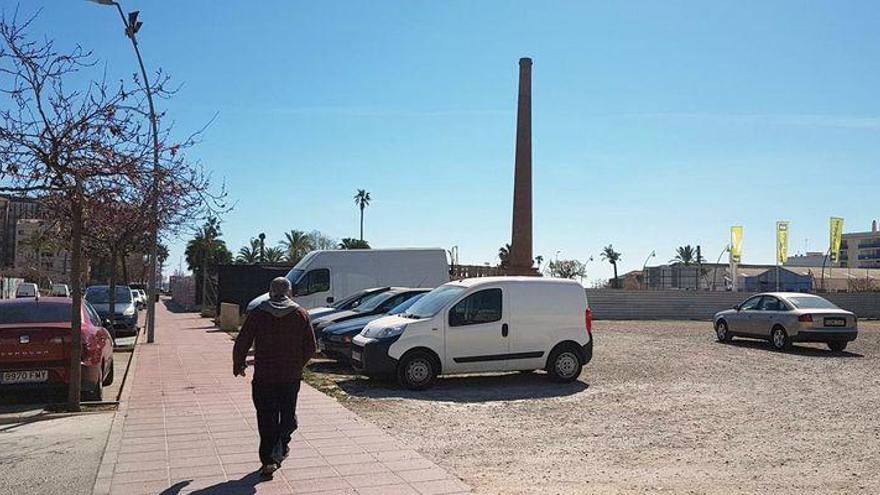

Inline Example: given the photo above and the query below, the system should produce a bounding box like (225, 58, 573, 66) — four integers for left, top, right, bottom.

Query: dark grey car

(713, 292, 857, 352)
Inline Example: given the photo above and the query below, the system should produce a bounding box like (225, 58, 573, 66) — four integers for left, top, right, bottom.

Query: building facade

(0, 195, 41, 268)
(13, 219, 71, 284)
(839, 221, 880, 269)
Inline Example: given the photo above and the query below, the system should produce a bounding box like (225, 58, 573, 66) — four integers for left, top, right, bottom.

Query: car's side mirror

(326, 296, 334, 304)
(733, 305, 740, 311)
(102, 318, 112, 328)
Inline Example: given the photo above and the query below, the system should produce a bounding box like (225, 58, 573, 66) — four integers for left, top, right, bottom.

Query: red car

(0, 296, 114, 401)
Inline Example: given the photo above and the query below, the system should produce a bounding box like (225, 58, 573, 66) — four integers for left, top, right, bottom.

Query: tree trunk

(67, 196, 83, 411)
(359, 207, 364, 241)
(613, 262, 619, 289)
(109, 248, 118, 335)
(120, 251, 129, 284)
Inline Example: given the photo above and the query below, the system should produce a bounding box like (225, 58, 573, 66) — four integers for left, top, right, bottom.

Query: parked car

(713, 292, 858, 352)
(50, 284, 70, 298)
(0, 297, 114, 401)
(319, 291, 428, 361)
(308, 287, 393, 320)
(352, 277, 593, 390)
(14, 282, 39, 298)
(312, 288, 432, 336)
(84, 285, 139, 337)
(247, 248, 449, 311)
(131, 289, 145, 310)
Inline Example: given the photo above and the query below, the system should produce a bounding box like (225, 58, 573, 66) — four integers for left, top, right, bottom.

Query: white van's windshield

(403, 285, 466, 319)
(286, 269, 305, 286)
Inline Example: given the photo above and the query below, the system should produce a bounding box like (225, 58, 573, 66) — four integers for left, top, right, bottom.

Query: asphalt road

(0, 412, 112, 495)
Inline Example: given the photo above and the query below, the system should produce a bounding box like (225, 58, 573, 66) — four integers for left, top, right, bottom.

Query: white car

(14, 282, 39, 298)
(352, 277, 593, 389)
(49, 283, 70, 297)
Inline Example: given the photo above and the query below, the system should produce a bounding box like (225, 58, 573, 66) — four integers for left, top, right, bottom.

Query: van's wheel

(771, 326, 791, 351)
(397, 351, 437, 390)
(547, 346, 583, 383)
(715, 320, 732, 343)
(827, 341, 847, 353)
(103, 360, 115, 386)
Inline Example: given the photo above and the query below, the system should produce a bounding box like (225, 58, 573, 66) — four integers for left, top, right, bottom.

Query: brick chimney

(507, 57, 538, 276)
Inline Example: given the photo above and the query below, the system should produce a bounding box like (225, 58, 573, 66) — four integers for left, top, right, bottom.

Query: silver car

(713, 292, 858, 352)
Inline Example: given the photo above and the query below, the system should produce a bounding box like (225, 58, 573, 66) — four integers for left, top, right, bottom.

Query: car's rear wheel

(771, 326, 791, 351)
(397, 351, 437, 390)
(827, 341, 847, 353)
(547, 347, 583, 383)
(715, 320, 732, 343)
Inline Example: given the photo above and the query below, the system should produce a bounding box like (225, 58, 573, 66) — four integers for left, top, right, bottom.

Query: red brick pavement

(92, 301, 470, 495)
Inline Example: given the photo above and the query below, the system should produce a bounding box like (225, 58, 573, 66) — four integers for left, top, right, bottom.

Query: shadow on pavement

(337, 371, 589, 402)
(159, 472, 264, 495)
(726, 339, 863, 358)
(161, 298, 196, 314)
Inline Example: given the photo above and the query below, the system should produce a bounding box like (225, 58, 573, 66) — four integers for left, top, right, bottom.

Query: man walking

(233, 277, 316, 478)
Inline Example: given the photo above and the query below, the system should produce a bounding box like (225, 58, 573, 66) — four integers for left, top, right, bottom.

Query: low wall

(585, 289, 880, 320)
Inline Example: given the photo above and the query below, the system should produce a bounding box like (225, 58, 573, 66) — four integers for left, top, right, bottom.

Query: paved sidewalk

(94, 302, 470, 495)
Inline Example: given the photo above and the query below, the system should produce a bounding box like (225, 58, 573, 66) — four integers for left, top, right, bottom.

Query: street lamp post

(90, 0, 160, 343)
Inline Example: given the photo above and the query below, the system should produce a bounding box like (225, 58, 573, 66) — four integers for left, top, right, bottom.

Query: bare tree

(0, 12, 225, 408)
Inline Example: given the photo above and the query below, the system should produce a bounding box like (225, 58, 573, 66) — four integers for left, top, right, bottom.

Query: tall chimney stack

(873, 219, 877, 233)
(508, 57, 537, 276)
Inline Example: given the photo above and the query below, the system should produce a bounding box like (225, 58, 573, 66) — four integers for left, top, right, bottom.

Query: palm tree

(264, 246, 286, 263)
(600, 245, 622, 288)
(498, 243, 511, 269)
(672, 245, 697, 266)
(338, 238, 370, 249)
(353, 189, 371, 241)
(236, 239, 260, 264)
(281, 230, 313, 265)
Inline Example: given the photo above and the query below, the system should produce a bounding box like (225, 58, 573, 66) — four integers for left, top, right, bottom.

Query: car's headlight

(123, 306, 136, 316)
(362, 324, 406, 339)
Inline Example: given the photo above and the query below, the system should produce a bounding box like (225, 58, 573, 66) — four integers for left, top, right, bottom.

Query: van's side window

(296, 269, 330, 295)
(449, 289, 502, 327)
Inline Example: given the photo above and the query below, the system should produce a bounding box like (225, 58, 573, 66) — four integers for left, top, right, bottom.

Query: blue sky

(18, 1, 880, 281)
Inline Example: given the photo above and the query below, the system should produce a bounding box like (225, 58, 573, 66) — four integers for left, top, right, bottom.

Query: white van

(351, 277, 593, 389)
(50, 283, 70, 297)
(247, 248, 449, 311)
(15, 282, 39, 298)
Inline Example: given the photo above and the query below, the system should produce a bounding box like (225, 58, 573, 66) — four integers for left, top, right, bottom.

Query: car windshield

(286, 269, 305, 286)
(404, 285, 467, 318)
(787, 296, 839, 310)
(332, 289, 374, 309)
(85, 286, 132, 304)
(354, 292, 395, 312)
(389, 293, 425, 314)
(0, 302, 72, 324)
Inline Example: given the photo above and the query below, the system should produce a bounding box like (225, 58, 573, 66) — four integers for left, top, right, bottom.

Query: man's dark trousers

(252, 381, 301, 466)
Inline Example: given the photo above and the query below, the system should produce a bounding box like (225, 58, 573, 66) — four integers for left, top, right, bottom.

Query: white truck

(247, 248, 450, 311)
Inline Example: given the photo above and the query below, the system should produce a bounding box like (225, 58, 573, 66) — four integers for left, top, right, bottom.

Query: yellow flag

(829, 217, 844, 263)
(730, 226, 743, 263)
(776, 221, 790, 265)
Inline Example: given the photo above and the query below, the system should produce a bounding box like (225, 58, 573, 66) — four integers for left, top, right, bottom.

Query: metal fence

(586, 289, 880, 320)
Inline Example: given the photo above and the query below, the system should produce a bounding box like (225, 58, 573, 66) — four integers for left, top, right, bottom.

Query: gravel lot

(310, 320, 880, 494)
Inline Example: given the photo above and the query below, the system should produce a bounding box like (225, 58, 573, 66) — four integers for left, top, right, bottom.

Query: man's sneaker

(260, 463, 278, 478)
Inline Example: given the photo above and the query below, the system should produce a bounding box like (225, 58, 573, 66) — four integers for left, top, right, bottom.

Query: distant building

(839, 220, 880, 269)
(785, 252, 827, 268)
(13, 219, 71, 284)
(0, 195, 41, 268)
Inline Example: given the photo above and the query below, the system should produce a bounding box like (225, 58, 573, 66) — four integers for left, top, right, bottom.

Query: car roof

(754, 292, 825, 299)
(450, 276, 582, 288)
(0, 296, 73, 306)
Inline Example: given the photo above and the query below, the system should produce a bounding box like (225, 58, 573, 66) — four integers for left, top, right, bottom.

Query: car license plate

(825, 317, 846, 327)
(1, 370, 48, 384)
(351, 350, 362, 362)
